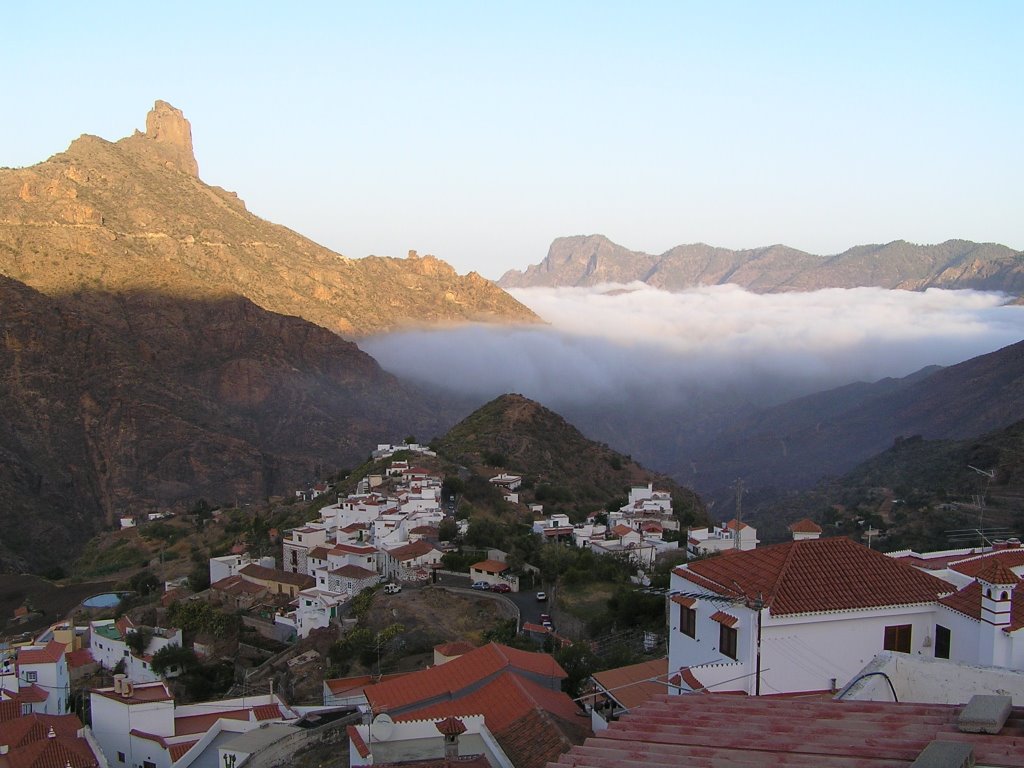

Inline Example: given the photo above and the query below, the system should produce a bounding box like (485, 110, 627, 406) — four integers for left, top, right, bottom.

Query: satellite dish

(371, 713, 395, 741)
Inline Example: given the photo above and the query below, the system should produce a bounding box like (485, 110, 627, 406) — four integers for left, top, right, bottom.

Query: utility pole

(732, 478, 745, 550)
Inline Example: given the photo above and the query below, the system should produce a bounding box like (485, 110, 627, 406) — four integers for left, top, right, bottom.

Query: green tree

(554, 642, 599, 697)
(151, 644, 200, 676)
(438, 518, 459, 542)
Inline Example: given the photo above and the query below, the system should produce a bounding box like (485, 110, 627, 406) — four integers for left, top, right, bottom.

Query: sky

(4, 2, 1022, 279)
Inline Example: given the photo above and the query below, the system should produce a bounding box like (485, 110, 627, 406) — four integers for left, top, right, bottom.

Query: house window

(144, 761, 157, 768)
(935, 625, 951, 659)
(680, 606, 696, 638)
(883, 624, 912, 653)
(24, 671, 37, 682)
(719, 624, 738, 660)
(117, 752, 126, 763)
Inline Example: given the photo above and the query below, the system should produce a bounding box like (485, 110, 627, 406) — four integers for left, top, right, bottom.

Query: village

(3, 440, 1024, 767)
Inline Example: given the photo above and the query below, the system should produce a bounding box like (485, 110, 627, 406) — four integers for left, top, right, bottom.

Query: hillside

(0, 100, 539, 338)
(434, 393, 707, 525)
(500, 234, 1024, 296)
(0, 276, 460, 573)
(686, 339, 1024, 497)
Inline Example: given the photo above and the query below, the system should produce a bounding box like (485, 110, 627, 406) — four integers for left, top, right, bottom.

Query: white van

(384, 583, 401, 594)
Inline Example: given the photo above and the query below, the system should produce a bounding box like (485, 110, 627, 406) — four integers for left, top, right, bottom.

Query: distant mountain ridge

(0, 100, 539, 337)
(500, 234, 1024, 295)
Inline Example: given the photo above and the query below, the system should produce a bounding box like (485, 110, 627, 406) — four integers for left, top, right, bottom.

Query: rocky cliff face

(500, 235, 1024, 295)
(0, 276, 461, 572)
(0, 101, 539, 338)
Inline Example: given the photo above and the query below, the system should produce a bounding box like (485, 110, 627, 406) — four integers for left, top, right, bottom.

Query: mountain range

(0, 101, 538, 337)
(499, 234, 1024, 296)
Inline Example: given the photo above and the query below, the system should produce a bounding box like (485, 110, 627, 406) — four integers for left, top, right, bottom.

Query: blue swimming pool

(82, 592, 123, 608)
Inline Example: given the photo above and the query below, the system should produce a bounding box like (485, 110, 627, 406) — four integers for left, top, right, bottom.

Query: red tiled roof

(950, 549, 1024, 577)
(308, 546, 331, 560)
(8, 685, 48, 704)
(0, 699, 20, 722)
(470, 559, 509, 573)
(726, 518, 749, 531)
(434, 641, 476, 658)
(17, 640, 65, 665)
(976, 558, 1022, 586)
(670, 595, 696, 608)
(387, 540, 438, 561)
(0, 713, 82, 748)
(675, 536, 953, 616)
(238, 564, 315, 589)
(710, 610, 739, 627)
(4, 736, 98, 768)
(550, 693, 1024, 768)
(330, 564, 378, 579)
(330, 542, 377, 555)
(65, 649, 94, 669)
(347, 724, 370, 757)
(365, 643, 564, 715)
(174, 708, 250, 736)
(91, 682, 173, 705)
(434, 716, 468, 735)
(788, 518, 823, 534)
(522, 622, 550, 634)
(940, 581, 1024, 630)
(211, 575, 267, 595)
(490, 703, 590, 768)
(253, 703, 282, 721)
(325, 672, 410, 696)
(611, 524, 633, 536)
(169, 741, 198, 761)
(592, 658, 667, 711)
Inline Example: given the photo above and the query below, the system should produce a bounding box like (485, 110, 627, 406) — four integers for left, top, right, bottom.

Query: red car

(490, 583, 511, 593)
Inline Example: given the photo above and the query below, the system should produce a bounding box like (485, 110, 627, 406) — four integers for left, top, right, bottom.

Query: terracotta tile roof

(950, 549, 1024, 577)
(365, 643, 565, 715)
(976, 558, 1022, 586)
(308, 546, 331, 560)
(114, 616, 134, 637)
(387, 540, 438, 561)
(710, 610, 739, 627)
(434, 715, 468, 735)
(211, 575, 267, 595)
(330, 564, 378, 579)
(434, 641, 476, 658)
(611, 524, 633, 536)
(8, 685, 48, 704)
(91, 681, 173, 705)
(16, 640, 65, 665)
(331, 542, 377, 555)
(169, 740, 198, 761)
(788, 518, 823, 534)
(550, 693, 1024, 768)
(325, 672, 410, 696)
(522, 622, 550, 634)
(495, 705, 590, 768)
(675, 536, 953, 616)
(174, 708, 250, 735)
(346, 724, 370, 757)
(591, 658, 667, 711)
(939, 582, 1024, 630)
(0, 699, 20, 722)
(670, 595, 696, 608)
(410, 525, 438, 535)
(65, 649, 94, 669)
(4, 736, 98, 768)
(470, 559, 509, 573)
(253, 703, 282, 720)
(0, 713, 82, 748)
(726, 518, 749, 531)
(238, 564, 315, 589)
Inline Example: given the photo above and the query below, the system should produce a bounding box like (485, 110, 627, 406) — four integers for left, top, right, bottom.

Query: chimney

(435, 717, 467, 760)
(113, 674, 126, 694)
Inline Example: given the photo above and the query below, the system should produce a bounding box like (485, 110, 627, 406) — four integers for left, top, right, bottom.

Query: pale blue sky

(5, 2, 1021, 278)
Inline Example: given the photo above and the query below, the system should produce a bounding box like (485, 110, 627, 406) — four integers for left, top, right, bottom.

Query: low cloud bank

(362, 284, 1024, 408)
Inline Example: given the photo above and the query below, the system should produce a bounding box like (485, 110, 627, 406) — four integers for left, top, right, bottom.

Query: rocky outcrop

(0, 101, 538, 338)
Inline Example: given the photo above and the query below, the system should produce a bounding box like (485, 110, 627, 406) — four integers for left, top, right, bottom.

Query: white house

(668, 536, 955, 697)
(621, 483, 673, 515)
(686, 518, 758, 558)
(349, 714, 511, 767)
(0, 640, 70, 715)
(489, 474, 522, 492)
(89, 680, 298, 768)
(381, 540, 443, 581)
(282, 524, 331, 574)
(89, 618, 183, 683)
(209, 552, 275, 585)
(293, 588, 347, 638)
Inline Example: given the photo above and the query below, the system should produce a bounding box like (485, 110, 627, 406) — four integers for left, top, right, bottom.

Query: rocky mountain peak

(124, 100, 199, 177)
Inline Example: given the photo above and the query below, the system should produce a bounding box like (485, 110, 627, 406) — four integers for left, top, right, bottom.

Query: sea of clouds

(361, 284, 1024, 408)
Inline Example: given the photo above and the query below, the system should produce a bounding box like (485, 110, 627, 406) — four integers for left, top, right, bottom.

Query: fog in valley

(362, 285, 1024, 495)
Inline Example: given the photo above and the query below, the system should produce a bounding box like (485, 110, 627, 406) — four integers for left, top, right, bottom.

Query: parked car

(490, 583, 511, 593)
(539, 613, 551, 623)
(383, 583, 401, 594)
(471, 581, 491, 590)
(536, 591, 547, 602)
